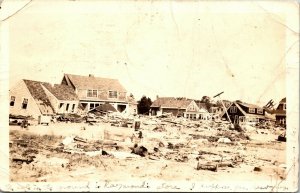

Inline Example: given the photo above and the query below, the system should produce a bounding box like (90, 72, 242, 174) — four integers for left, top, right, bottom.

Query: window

(10, 96, 15, 106)
(90, 103, 95, 110)
(249, 108, 255, 113)
(66, 104, 69, 111)
(87, 89, 98, 97)
(109, 91, 118, 98)
(72, 104, 75, 112)
(283, 104, 286, 110)
(22, 98, 28, 109)
(92, 90, 97, 97)
(257, 108, 263, 114)
(230, 106, 237, 113)
(189, 104, 195, 111)
(59, 103, 64, 108)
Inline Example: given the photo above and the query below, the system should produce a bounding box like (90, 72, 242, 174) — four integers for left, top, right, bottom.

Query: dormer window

(249, 108, 255, 113)
(257, 108, 263, 114)
(87, 89, 97, 97)
(109, 91, 118, 99)
(283, 104, 286, 110)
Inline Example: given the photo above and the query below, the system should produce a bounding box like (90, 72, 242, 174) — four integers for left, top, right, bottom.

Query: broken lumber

(196, 162, 218, 172)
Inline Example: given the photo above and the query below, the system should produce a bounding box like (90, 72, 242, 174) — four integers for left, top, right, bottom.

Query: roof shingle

(64, 74, 127, 92)
(23, 79, 54, 114)
(42, 84, 78, 101)
(151, 97, 192, 109)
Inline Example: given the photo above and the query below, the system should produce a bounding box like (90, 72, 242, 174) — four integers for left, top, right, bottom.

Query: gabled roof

(236, 100, 262, 109)
(64, 74, 127, 92)
(23, 79, 54, 114)
(151, 97, 192, 109)
(42, 84, 78, 101)
(280, 97, 286, 103)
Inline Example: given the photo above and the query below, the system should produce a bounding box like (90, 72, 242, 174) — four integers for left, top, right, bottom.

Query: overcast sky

(1, 0, 297, 106)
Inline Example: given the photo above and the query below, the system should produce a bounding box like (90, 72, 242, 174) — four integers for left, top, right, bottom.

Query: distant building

(274, 97, 286, 127)
(221, 100, 266, 125)
(150, 97, 210, 120)
(61, 73, 137, 114)
(9, 79, 78, 119)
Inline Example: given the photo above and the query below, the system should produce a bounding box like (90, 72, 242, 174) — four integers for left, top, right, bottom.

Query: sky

(1, 0, 297, 106)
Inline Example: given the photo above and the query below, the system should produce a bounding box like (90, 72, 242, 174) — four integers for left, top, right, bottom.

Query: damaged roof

(42, 84, 78, 101)
(23, 79, 54, 114)
(89, 103, 117, 113)
(151, 97, 192, 109)
(64, 74, 127, 92)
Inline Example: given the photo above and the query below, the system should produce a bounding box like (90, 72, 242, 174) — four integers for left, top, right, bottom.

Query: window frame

(71, 104, 76, 112)
(108, 90, 118, 99)
(22, 98, 28, 109)
(249, 108, 255, 113)
(257, 108, 263, 114)
(10, 96, 15, 106)
(230, 106, 237, 113)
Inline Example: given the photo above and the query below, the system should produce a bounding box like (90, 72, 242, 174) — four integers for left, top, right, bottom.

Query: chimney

(89, 74, 94, 77)
(156, 95, 159, 99)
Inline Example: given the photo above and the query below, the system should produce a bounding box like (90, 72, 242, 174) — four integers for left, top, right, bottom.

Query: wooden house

(150, 97, 210, 120)
(9, 80, 54, 120)
(9, 79, 79, 120)
(221, 100, 266, 125)
(274, 97, 286, 127)
(61, 74, 137, 114)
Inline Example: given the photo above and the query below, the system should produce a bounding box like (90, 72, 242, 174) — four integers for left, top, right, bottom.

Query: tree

(137, 96, 152, 115)
(200, 96, 213, 110)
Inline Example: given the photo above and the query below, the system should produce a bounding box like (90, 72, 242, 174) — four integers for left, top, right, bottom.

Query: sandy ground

(9, 120, 286, 182)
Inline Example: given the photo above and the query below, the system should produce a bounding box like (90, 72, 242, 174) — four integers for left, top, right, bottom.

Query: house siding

(223, 103, 244, 123)
(9, 80, 42, 119)
(77, 89, 127, 102)
(161, 108, 185, 117)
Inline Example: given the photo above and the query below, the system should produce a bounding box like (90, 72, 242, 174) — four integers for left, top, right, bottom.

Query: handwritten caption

(5, 181, 289, 192)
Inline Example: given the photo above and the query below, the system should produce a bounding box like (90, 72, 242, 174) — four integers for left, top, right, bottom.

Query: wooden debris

(197, 162, 218, 172)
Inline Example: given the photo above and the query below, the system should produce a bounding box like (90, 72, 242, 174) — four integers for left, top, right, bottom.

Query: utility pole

(213, 91, 233, 126)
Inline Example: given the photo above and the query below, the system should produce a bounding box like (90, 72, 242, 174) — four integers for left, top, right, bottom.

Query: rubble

(9, 111, 286, 182)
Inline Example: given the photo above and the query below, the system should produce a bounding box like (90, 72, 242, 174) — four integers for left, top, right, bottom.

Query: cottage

(61, 73, 137, 114)
(9, 80, 54, 120)
(274, 97, 286, 127)
(9, 79, 79, 120)
(150, 97, 209, 120)
(221, 100, 266, 125)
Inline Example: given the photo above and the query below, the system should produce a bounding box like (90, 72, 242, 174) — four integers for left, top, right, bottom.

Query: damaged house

(9, 79, 79, 120)
(61, 74, 137, 114)
(150, 97, 210, 120)
(9, 80, 54, 120)
(221, 100, 266, 125)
